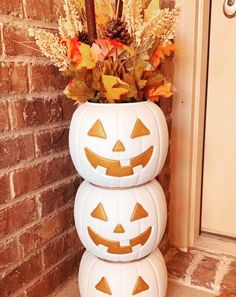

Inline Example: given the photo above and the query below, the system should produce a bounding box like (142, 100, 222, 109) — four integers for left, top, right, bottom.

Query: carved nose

(113, 224, 125, 233)
(112, 140, 125, 152)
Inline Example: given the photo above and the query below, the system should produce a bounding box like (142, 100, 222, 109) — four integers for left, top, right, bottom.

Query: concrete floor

(55, 276, 215, 297)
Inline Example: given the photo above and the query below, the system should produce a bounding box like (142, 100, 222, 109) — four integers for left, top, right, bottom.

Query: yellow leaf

(123, 74, 138, 98)
(78, 43, 98, 69)
(144, 0, 160, 20)
(134, 60, 150, 81)
(68, 38, 98, 70)
(102, 75, 129, 102)
(64, 80, 94, 103)
(147, 82, 173, 101)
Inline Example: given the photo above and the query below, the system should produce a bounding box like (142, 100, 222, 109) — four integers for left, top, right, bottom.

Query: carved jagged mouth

(87, 227, 152, 254)
(84, 146, 154, 177)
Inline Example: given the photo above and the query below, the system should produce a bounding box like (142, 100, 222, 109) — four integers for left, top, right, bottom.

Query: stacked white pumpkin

(69, 101, 169, 297)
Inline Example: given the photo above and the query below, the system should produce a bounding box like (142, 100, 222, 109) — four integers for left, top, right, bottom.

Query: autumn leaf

(68, 37, 97, 69)
(147, 82, 173, 101)
(64, 79, 95, 102)
(151, 43, 177, 68)
(134, 59, 151, 82)
(144, 0, 160, 20)
(95, 0, 114, 19)
(92, 39, 135, 62)
(102, 75, 129, 102)
(123, 73, 138, 98)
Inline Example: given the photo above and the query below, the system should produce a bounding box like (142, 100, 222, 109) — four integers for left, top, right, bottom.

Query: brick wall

(0, 1, 84, 297)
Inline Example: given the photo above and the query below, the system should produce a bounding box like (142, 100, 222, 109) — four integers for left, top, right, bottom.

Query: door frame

(169, 0, 211, 250)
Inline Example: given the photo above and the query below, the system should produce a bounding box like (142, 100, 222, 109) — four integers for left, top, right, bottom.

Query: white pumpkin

(69, 101, 168, 188)
(74, 179, 167, 262)
(79, 249, 168, 297)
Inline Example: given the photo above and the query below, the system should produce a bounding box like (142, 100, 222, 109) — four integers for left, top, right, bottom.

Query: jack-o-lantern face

(85, 119, 154, 178)
(88, 202, 152, 255)
(79, 250, 168, 297)
(74, 180, 167, 262)
(69, 101, 168, 188)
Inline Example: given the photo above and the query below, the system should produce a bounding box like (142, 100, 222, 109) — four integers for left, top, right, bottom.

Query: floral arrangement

(29, 0, 180, 104)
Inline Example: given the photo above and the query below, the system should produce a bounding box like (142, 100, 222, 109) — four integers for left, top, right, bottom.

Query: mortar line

(212, 256, 233, 293)
(184, 251, 204, 286)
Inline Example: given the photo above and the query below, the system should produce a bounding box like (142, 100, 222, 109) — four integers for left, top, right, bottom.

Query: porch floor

(54, 275, 215, 297)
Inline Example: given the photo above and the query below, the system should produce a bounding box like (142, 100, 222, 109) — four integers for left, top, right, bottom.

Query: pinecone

(104, 18, 132, 45)
(77, 31, 90, 45)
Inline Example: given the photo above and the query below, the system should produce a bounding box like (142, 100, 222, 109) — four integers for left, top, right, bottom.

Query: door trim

(169, 0, 211, 250)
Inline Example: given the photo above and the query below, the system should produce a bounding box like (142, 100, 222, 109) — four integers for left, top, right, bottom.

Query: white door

(201, 0, 236, 238)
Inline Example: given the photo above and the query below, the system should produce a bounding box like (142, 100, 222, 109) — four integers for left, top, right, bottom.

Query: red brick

(13, 162, 46, 197)
(0, 101, 9, 131)
(0, 174, 11, 205)
(26, 252, 81, 297)
(24, 0, 63, 22)
(19, 206, 74, 255)
(0, 0, 22, 16)
(40, 178, 79, 217)
(9, 98, 63, 129)
(29, 65, 67, 92)
(0, 64, 28, 94)
(167, 251, 193, 279)
(191, 256, 219, 289)
(0, 199, 37, 237)
(44, 155, 76, 185)
(59, 95, 77, 121)
(43, 229, 81, 268)
(0, 253, 42, 297)
(3, 25, 40, 56)
(13, 155, 76, 197)
(0, 134, 35, 169)
(0, 239, 19, 270)
(36, 127, 69, 156)
(221, 261, 236, 293)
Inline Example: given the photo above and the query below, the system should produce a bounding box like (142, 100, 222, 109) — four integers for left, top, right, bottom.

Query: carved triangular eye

(88, 119, 107, 139)
(91, 203, 108, 221)
(132, 276, 150, 295)
(131, 119, 150, 138)
(130, 203, 148, 222)
(95, 277, 112, 295)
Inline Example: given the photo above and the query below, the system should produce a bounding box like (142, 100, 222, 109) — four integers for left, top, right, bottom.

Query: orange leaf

(147, 82, 173, 101)
(102, 75, 129, 102)
(68, 37, 97, 69)
(151, 43, 177, 68)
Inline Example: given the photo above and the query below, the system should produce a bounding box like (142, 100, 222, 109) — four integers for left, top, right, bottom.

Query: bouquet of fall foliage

(29, 0, 180, 104)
